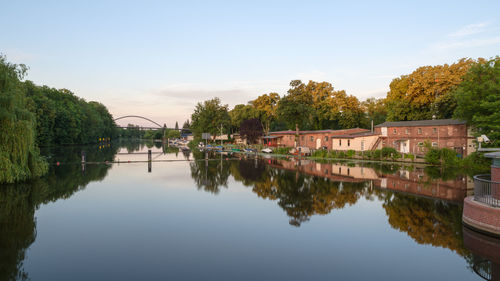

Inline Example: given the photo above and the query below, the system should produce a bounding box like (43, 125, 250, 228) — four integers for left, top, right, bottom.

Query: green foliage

(0, 55, 48, 183)
(346, 150, 356, 158)
(404, 153, 415, 160)
(118, 124, 146, 139)
(453, 57, 500, 146)
(190, 97, 230, 140)
(424, 146, 460, 167)
(274, 147, 291, 155)
(462, 152, 491, 175)
(167, 130, 181, 139)
(381, 147, 399, 158)
(229, 104, 260, 132)
(24, 83, 118, 145)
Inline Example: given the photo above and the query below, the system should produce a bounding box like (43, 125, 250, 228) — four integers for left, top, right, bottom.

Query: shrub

(381, 147, 399, 158)
(346, 150, 356, 158)
(404, 153, 415, 160)
(424, 147, 460, 166)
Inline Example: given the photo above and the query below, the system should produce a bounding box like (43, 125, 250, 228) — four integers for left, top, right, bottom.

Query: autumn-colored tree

(251, 92, 280, 135)
(385, 58, 483, 121)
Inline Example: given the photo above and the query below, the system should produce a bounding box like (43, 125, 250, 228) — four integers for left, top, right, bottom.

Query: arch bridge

(113, 115, 184, 131)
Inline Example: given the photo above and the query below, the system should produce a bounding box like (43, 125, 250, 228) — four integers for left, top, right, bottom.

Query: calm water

(1, 141, 497, 281)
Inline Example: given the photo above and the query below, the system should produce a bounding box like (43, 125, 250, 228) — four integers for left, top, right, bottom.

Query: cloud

(432, 36, 500, 51)
(448, 22, 490, 37)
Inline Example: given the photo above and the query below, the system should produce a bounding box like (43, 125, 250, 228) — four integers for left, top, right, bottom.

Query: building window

(433, 128, 437, 134)
(393, 129, 397, 134)
(339, 139, 342, 146)
(347, 140, 350, 147)
(310, 136, 314, 142)
(418, 142, 423, 146)
(301, 136, 304, 141)
(325, 136, 329, 141)
(405, 128, 410, 134)
(432, 142, 438, 147)
(418, 128, 422, 134)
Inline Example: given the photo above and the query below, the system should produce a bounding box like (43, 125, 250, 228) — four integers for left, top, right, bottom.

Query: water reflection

(0, 146, 118, 281)
(463, 227, 500, 281)
(0, 144, 481, 280)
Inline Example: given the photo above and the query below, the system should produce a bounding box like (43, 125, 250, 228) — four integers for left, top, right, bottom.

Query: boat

(261, 148, 273, 153)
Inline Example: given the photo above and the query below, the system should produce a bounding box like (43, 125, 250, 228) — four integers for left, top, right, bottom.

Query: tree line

(190, 57, 499, 145)
(0, 55, 118, 183)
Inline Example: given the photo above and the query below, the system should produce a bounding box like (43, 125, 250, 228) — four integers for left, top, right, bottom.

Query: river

(0, 141, 496, 281)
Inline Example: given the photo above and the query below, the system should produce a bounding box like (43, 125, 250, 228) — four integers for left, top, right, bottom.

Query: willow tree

(0, 55, 48, 183)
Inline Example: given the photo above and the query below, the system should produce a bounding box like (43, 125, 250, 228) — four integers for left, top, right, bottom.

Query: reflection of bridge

(113, 115, 182, 130)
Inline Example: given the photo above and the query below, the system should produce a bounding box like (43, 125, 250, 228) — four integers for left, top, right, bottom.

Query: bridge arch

(114, 115, 163, 128)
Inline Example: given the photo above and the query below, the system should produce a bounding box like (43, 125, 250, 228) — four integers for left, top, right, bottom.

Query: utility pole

(220, 124, 223, 146)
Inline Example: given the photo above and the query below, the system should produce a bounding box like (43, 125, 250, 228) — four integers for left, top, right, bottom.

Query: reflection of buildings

(268, 159, 470, 202)
(463, 227, 500, 281)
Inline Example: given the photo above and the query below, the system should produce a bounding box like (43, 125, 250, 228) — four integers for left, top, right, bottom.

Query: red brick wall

(271, 128, 369, 150)
(376, 124, 469, 156)
(492, 166, 500, 183)
(463, 197, 500, 236)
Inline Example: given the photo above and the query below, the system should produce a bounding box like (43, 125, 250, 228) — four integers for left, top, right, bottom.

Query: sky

(2, 0, 499, 127)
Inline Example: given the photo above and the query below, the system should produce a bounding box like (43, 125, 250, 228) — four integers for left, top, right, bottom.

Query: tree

(167, 130, 181, 139)
(239, 118, 264, 144)
(190, 97, 230, 140)
(0, 55, 48, 183)
(361, 98, 387, 126)
(385, 58, 483, 121)
(229, 104, 259, 132)
(454, 57, 500, 146)
(175, 121, 179, 130)
(276, 80, 315, 130)
(276, 80, 365, 130)
(252, 92, 280, 135)
(182, 119, 190, 129)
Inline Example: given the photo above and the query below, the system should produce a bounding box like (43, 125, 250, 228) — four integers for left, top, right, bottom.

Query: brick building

(263, 119, 475, 157)
(374, 119, 476, 156)
(265, 128, 369, 150)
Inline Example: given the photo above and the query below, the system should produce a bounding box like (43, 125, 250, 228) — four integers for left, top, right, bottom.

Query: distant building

(263, 119, 476, 157)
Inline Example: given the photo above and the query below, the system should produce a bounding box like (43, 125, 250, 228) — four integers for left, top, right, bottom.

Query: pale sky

(2, 0, 499, 127)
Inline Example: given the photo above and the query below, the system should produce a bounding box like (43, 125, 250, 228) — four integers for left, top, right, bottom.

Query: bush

(346, 150, 356, 158)
(381, 147, 399, 158)
(424, 147, 460, 166)
(274, 147, 291, 155)
(404, 153, 415, 160)
(462, 152, 491, 174)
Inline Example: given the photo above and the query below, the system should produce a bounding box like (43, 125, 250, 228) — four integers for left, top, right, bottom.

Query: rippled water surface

(1, 141, 497, 281)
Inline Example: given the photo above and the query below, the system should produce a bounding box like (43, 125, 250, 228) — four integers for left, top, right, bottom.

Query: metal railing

(474, 174, 500, 208)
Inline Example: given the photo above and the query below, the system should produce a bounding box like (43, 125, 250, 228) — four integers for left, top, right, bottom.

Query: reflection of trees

(189, 157, 231, 194)
(382, 193, 468, 256)
(260, 171, 367, 226)
(0, 145, 119, 280)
